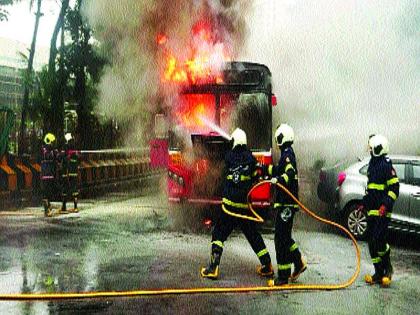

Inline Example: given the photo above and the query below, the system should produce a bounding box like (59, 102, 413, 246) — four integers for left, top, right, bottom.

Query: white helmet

(231, 128, 247, 148)
(275, 124, 294, 146)
(368, 134, 389, 157)
(64, 133, 73, 143)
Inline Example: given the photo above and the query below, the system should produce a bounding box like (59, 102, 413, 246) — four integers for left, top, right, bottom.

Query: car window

(412, 164, 420, 186)
(393, 163, 405, 183)
(359, 162, 405, 183)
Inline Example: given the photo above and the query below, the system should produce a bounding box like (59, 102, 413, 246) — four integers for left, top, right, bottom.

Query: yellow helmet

(44, 133, 56, 145)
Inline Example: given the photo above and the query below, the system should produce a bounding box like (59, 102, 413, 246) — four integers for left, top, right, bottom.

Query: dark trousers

(274, 206, 301, 277)
(61, 176, 79, 197)
(41, 178, 58, 200)
(212, 207, 270, 264)
(367, 216, 391, 269)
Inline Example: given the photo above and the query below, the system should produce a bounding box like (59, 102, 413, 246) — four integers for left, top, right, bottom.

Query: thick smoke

(242, 0, 420, 166)
(82, 0, 251, 147)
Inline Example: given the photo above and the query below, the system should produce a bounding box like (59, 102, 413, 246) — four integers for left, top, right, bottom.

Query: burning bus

(151, 10, 277, 220)
(165, 61, 277, 214)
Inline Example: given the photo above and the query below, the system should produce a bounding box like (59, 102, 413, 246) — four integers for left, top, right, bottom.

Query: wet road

(0, 188, 419, 314)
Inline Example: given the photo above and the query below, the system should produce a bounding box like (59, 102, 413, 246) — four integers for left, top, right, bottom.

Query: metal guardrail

(0, 147, 165, 209)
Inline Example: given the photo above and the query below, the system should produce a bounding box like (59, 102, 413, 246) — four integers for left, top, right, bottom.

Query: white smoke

(82, 0, 251, 147)
(242, 0, 420, 166)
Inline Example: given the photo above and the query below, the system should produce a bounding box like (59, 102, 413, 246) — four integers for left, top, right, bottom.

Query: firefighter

(268, 124, 306, 286)
(360, 134, 399, 287)
(60, 133, 80, 213)
(40, 133, 59, 217)
(200, 128, 273, 280)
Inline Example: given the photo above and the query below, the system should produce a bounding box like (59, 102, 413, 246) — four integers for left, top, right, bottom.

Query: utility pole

(19, 0, 43, 155)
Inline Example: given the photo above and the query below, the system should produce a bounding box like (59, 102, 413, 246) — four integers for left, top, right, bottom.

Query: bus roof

(181, 61, 272, 94)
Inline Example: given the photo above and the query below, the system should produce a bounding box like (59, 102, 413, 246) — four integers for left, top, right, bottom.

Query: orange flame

(159, 20, 231, 85)
(178, 94, 215, 130)
(157, 33, 168, 45)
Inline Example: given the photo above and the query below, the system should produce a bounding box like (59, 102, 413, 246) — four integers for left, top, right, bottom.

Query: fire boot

(200, 250, 222, 280)
(257, 263, 274, 278)
(272, 266, 291, 286)
(43, 199, 52, 217)
(364, 263, 383, 285)
(60, 196, 67, 213)
(290, 256, 307, 282)
(256, 251, 274, 278)
(381, 253, 393, 287)
(72, 196, 79, 213)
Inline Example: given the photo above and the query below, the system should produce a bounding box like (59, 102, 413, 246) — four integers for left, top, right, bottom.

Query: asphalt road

(0, 188, 419, 315)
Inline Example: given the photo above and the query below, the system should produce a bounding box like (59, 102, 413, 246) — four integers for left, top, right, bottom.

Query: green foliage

(9, 0, 108, 150)
(62, 0, 107, 148)
(0, 106, 15, 156)
(0, 0, 13, 21)
(31, 66, 54, 121)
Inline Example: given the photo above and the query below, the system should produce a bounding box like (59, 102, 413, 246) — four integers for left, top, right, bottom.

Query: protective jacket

(362, 155, 399, 217)
(222, 145, 260, 218)
(268, 145, 299, 208)
(61, 144, 79, 178)
(41, 145, 58, 180)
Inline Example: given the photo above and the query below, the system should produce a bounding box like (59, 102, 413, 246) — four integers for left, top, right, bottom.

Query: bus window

(221, 93, 270, 151)
(177, 94, 216, 133)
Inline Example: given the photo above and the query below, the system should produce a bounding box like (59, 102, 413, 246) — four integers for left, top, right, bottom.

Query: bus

(165, 61, 277, 218)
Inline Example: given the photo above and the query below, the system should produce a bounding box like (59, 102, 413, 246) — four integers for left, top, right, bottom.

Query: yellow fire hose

(0, 181, 360, 300)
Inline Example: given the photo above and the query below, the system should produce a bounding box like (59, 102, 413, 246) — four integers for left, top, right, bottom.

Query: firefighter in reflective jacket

(200, 128, 273, 280)
(60, 133, 80, 213)
(361, 134, 399, 287)
(41, 133, 59, 217)
(268, 124, 306, 286)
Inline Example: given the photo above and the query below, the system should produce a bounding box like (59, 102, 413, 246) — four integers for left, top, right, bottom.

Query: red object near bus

(150, 139, 168, 169)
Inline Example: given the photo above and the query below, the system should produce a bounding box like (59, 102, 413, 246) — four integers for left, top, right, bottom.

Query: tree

(0, 0, 13, 21)
(19, 0, 43, 155)
(47, 0, 69, 143)
(64, 0, 106, 149)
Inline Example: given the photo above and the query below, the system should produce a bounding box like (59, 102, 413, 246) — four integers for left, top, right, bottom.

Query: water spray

(198, 115, 232, 140)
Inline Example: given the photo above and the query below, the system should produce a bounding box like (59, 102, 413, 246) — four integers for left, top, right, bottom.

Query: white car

(323, 155, 420, 239)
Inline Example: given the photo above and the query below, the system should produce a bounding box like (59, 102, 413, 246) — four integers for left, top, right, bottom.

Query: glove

(270, 177, 278, 185)
(378, 205, 387, 217)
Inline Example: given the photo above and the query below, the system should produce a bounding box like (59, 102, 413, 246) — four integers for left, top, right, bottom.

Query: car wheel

(346, 204, 368, 240)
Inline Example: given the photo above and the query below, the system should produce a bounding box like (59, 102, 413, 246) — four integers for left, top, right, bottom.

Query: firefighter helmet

(275, 124, 294, 146)
(64, 133, 73, 143)
(231, 128, 247, 148)
(44, 133, 56, 145)
(368, 134, 389, 157)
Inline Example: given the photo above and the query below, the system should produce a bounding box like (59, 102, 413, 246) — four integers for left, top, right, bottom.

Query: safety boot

(60, 203, 67, 214)
(200, 251, 221, 280)
(381, 253, 393, 288)
(257, 263, 274, 278)
(290, 256, 307, 282)
(270, 267, 290, 286)
(43, 199, 52, 217)
(72, 197, 79, 213)
(364, 263, 383, 285)
(257, 251, 274, 278)
(272, 277, 288, 286)
(43, 199, 49, 215)
(381, 264, 393, 287)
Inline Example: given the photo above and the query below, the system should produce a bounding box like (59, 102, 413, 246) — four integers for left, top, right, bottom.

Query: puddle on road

(0, 212, 167, 297)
